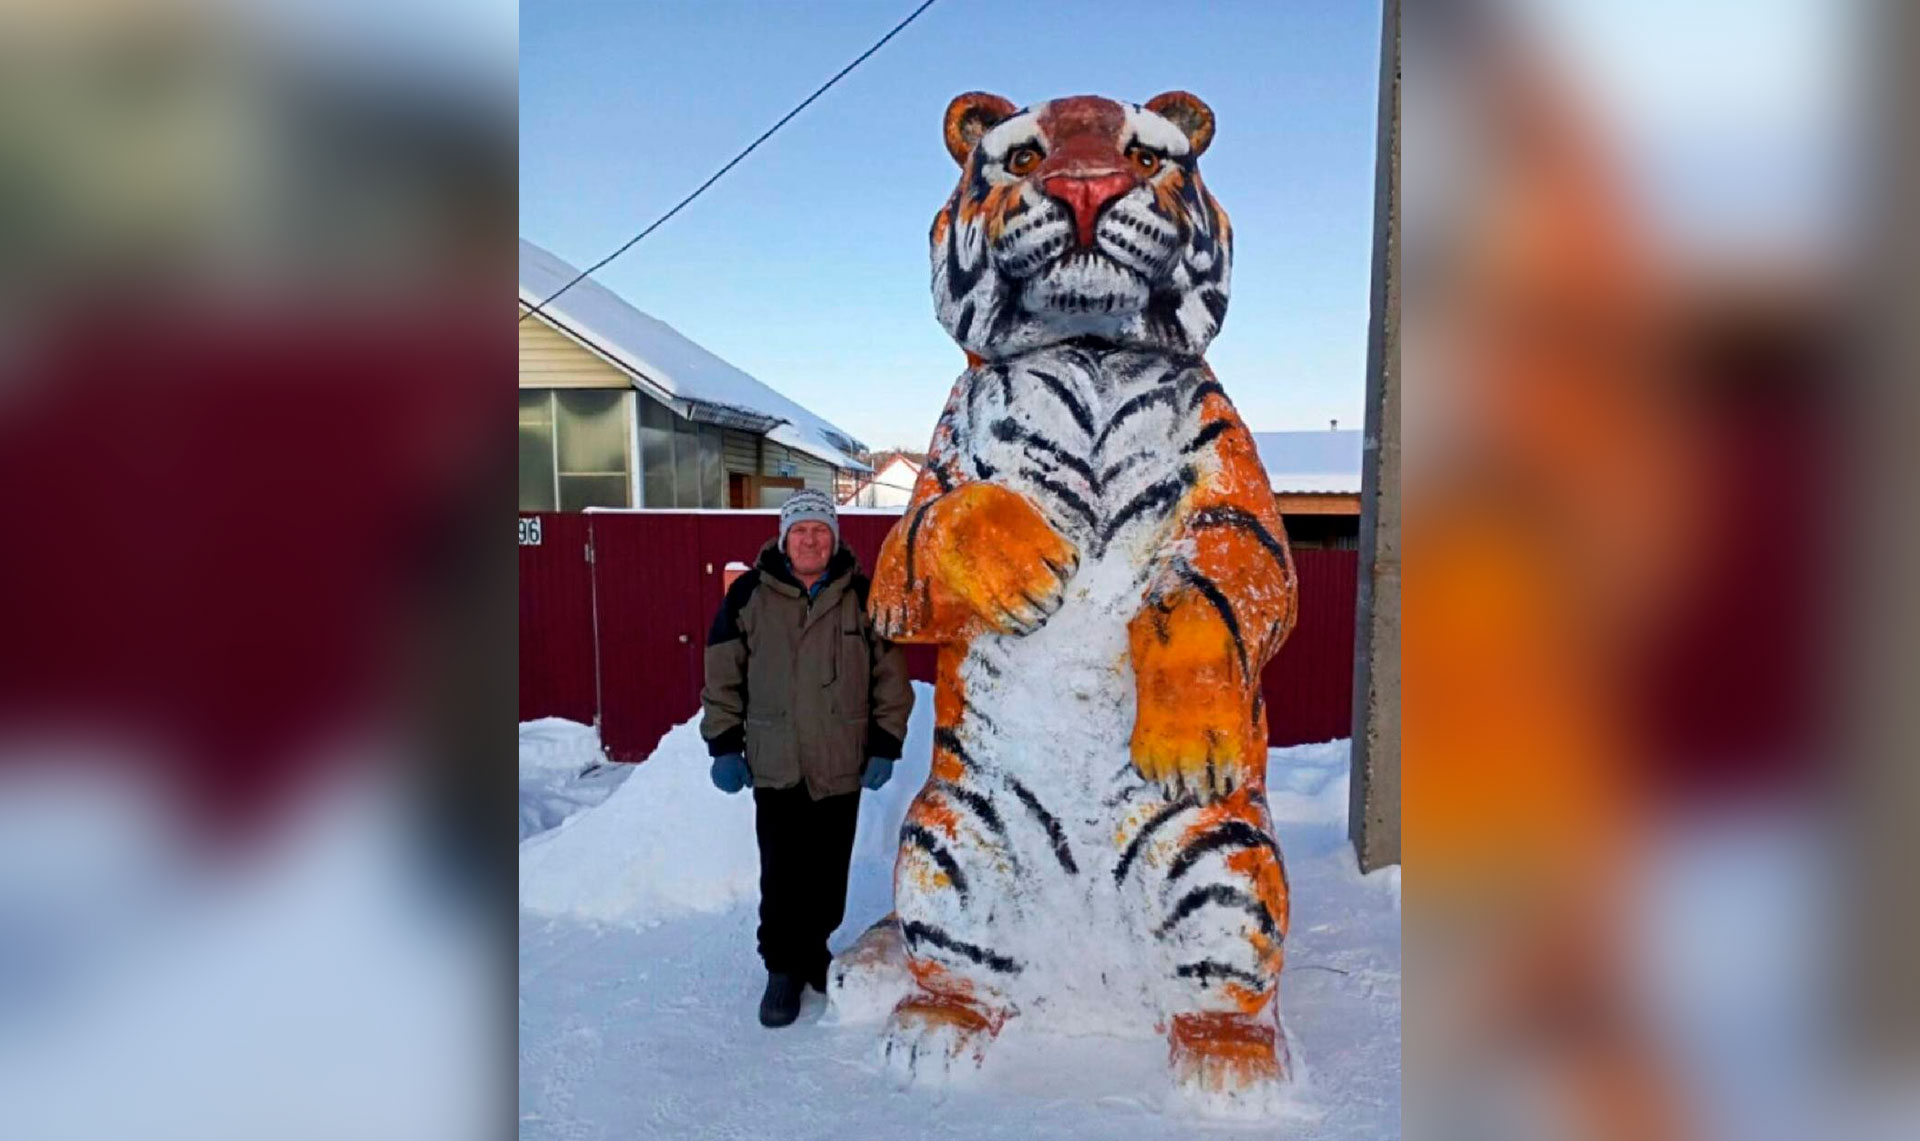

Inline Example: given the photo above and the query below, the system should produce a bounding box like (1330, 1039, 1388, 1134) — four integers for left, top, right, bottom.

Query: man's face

(785, 520, 834, 578)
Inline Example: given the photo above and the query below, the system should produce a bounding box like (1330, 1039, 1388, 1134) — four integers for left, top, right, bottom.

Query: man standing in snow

(700, 489, 914, 1027)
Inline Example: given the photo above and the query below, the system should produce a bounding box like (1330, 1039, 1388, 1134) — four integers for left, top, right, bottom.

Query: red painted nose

(1042, 172, 1136, 247)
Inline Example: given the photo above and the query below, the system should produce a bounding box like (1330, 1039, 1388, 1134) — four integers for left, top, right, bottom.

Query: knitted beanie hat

(778, 488, 840, 547)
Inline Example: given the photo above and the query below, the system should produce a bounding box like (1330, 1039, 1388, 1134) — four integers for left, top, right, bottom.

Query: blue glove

(710, 752, 750, 794)
(860, 756, 893, 791)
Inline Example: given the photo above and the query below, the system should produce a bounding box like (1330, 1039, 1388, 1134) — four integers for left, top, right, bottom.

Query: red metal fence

(520, 511, 1357, 762)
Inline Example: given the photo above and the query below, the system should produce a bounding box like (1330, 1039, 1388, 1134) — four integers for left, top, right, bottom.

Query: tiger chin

(848, 91, 1299, 1118)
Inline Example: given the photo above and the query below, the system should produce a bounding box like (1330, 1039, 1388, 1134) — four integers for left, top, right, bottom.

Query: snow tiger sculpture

(847, 91, 1299, 1112)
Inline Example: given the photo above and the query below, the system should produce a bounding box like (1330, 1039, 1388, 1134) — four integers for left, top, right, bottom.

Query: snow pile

(518, 718, 629, 842)
(518, 685, 935, 928)
(1266, 737, 1356, 824)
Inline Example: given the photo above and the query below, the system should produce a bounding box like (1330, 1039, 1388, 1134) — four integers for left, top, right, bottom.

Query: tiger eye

(1007, 147, 1041, 175)
(1127, 145, 1162, 176)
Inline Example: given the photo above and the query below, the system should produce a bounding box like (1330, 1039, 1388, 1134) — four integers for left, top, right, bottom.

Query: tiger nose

(1042, 172, 1136, 248)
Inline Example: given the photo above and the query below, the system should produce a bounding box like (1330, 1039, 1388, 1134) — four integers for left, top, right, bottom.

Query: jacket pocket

(744, 715, 795, 786)
(836, 626, 871, 719)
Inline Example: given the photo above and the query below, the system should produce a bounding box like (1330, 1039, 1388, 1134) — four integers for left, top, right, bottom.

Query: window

(554, 389, 632, 511)
(639, 396, 675, 508)
(518, 390, 556, 511)
(521, 387, 728, 510)
(518, 389, 635, 511)
(638, 392, 724, 507)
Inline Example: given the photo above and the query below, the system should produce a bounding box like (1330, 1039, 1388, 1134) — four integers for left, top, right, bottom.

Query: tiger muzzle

(1042, 172, 1136, 248)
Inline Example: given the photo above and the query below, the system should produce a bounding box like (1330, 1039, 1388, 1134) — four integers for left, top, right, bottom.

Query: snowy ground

(519, 690, 1401, 1139)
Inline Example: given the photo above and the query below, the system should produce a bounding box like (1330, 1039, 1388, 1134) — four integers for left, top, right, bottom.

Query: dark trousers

(752, 783, 861, 981)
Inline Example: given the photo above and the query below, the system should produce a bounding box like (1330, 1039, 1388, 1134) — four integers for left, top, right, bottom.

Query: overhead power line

(520, 0, 944, 325)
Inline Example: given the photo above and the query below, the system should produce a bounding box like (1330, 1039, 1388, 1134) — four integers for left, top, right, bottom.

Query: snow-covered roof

(519, 239, 869, 473)
(1251, 430, 1364, 494)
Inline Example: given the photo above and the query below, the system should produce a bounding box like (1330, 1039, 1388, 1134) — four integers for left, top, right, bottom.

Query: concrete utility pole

(1349, 0, 1401, 872)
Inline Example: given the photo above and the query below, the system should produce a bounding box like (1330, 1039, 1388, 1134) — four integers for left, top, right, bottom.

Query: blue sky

(521, 0, 1384, 451)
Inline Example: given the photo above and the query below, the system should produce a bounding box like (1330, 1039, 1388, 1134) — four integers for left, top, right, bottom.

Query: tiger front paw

(922, 483, 1079, 637)
(1129, 588, 1260, 800)
(880, 991, 1008, 1087)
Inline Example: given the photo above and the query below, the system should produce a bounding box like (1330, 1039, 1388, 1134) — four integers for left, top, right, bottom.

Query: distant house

(519, 239, 870, 510)
(839, 451, 923, 507)
(1253, 428, 1364, 549)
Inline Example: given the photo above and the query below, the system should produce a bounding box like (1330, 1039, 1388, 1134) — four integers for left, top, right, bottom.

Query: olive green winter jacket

(700, 539, 913, 798)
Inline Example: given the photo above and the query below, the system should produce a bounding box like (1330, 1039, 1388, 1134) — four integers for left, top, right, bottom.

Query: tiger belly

(943, 550, 1164, 1033)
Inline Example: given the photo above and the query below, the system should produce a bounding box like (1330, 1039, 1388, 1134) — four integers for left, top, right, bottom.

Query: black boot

(807, 959, 830, 994)
(758, 971, 803, 1028)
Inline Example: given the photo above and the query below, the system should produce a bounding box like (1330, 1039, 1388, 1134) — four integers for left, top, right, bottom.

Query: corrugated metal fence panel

(518, 512, 597, 724)
(590, 512, 706, 762)
(1261, 548, 1360, 747)
(542, 512, 1358, 762)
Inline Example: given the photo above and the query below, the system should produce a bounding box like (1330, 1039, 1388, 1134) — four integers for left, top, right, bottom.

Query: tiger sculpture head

(931, 91, 1232, 361)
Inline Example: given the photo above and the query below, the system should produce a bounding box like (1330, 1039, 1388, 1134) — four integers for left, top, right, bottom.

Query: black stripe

(1174, 960, 1269, 990)
(973, 654, 1002, 679)
(1024, 469, 1098, 531)
(944, 213, 985, 299)
(1098, 453, 1146, 488)
(1186, 379, 1225, 409)
(1190, 506, 1289, 572)
(1114, 794, 1199, 885)
(1053, 341, 1107, 378)
(1029, 369, 1095, 437)
(1172, 558, 1249, 681)
(992, 419, 1096, 486)
(1167, 820, 1282, 883)
(1199, 287, 1228, 326)
(903, 500, 934, 586)
(932, 463, 956, 492)
(901, 920, 1022, 974)
(901, 823, 970, 902)
(959, 696, 999, 736)
(933, 726, 972, 765)
(954, 301, 975, 343)
(1101, 472, 1190, 543)
(973, 363, 1009, 417)
(984, 284, 1025, 345)
(1005, 776, 1078, 874)
(944, 782, 1010, 847)
(1180, 418, 1233, 455)
(1144, 289, 1190, 350)
(1156, 884, 1279, 941)
(1092, 387, 1179, 454)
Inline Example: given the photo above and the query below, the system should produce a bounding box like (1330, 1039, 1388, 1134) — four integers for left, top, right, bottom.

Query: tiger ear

(1145, 91, 1215, 157)
(944, 92, 1018, 165)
